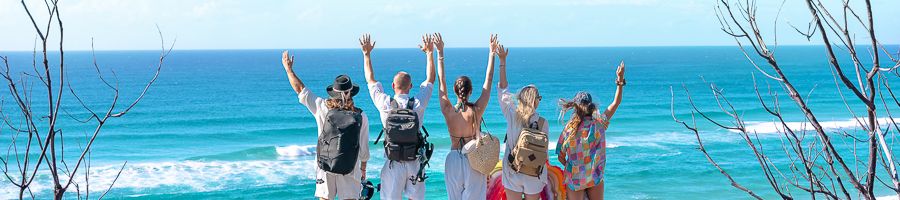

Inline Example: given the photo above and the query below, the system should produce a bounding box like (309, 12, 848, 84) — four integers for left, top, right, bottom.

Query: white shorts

(445, 150, 487, 200)
(501, 162, 547, 194)
(380, 160, 426, 200)
(315, 167, 362, 199)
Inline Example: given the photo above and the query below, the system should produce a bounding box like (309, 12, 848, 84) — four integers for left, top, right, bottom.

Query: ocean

(1, 46, 899, 199)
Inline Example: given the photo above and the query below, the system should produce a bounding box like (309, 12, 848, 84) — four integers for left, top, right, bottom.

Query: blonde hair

(516, 85, 540, 126)
(325, 92, 361, 112)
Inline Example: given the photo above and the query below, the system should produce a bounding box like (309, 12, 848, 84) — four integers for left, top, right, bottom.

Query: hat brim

(326, 84, 360, 98)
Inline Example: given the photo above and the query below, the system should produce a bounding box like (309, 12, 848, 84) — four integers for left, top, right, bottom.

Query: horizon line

(2, 44, 898, 52)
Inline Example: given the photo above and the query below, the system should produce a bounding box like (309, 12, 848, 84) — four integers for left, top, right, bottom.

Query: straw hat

(463, 133, 500, 175)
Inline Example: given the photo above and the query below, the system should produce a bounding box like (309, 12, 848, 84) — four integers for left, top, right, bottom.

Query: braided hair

(454, 76, 475, 112)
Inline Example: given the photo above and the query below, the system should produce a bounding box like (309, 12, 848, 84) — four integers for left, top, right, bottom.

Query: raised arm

(497, 44, 509, 90)
(360, 34, 377, 84)
(474, 34, 499, 111)
(435, 34, 454, 114)
(604, 61, 626, 118)
(420, 34, 436, 84)
(282, 50, 305, 94)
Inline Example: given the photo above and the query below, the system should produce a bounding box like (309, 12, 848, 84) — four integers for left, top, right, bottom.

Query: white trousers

(445, 150, 487, 200)
(314, 167, 362, 199)
(380, 160, 426, 200)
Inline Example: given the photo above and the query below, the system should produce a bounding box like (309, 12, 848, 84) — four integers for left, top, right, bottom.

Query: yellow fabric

(491, 161, 503, 175)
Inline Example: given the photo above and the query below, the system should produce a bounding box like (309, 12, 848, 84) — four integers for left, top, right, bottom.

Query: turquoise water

(1, 46, 899, 199)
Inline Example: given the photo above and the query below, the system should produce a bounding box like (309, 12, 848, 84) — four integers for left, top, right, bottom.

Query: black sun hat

(326, 74, 360, 98)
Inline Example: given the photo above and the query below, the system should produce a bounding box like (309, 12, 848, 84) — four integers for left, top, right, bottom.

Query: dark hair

(454, 76, 474, 110)
(558, 98, 597, 129)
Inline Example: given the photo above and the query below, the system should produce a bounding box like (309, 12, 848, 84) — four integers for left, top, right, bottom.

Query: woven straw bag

(463, 133, 500, 175)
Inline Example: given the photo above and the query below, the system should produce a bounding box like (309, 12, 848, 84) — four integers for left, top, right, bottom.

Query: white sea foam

(607, 143, 622, 148)
(275, 145, 317, 157)
(0, 160, 338, 197)
(878, 195, 898, 200)
(741, 117, 893, 134)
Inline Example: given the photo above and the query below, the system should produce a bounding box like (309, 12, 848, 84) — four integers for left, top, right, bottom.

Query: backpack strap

(407, 97, 416, 110)
(373, 129, 384, 145)
(528, 116, 545, 130)
(537, 117, 546, 130)
(389, 98, 399, 110)
(413, 142, 434, 183)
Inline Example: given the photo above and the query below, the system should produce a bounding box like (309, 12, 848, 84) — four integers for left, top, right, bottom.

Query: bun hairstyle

(454, 76, 474, 111)
(516, 85, 540, 126)
(559, 91, 597, 129)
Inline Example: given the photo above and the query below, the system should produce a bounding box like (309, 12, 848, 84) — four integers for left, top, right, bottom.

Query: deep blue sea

(1, 46, 899, 199)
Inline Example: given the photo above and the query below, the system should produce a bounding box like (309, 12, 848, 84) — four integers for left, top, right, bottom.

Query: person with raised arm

(437, 34, 499, 200)
(362, 33, 436, 200)
(556, 62, 626, 200)
(282, 50, 370, 200)
(496, 44, 550, 200)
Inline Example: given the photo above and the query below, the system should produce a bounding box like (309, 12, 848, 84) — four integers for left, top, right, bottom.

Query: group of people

(281, 33, 625, 200)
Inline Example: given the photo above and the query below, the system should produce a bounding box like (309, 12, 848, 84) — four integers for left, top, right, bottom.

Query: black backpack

(375, 98, 425, 161)
(374, 98, 434, 182)
(317, 109, 362, 175)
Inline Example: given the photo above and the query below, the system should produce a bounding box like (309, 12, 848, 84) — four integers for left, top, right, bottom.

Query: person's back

(555, 62, 626, 200)
(445, 100, 482, 149)
(280, 50, 371, 200)
(360, 34, 436, 200)
(437, 34, 501, 200)
(496, 44, 549, 200)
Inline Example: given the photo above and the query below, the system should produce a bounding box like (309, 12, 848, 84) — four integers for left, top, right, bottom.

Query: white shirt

(298, 88, 370, 163)
(498, 86, 549, 179)
(368, 81, 434, 126)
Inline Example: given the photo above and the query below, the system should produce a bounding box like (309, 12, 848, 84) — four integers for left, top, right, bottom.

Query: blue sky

(0, 0, 898, 51)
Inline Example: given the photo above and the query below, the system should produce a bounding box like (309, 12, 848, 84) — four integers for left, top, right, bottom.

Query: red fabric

(487, 174, 553, 200)
(487, 175, 506, 200)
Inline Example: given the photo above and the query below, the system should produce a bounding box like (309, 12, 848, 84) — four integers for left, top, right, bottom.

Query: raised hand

(616, 61, 626, 83)
(434, 33, 445, 56)
(282, 50, 295, 71)
(419, 34, 434, 53)
(488, 34, 499, 55)
(496, 44, 508, 61)
(282, 50, 306, 94)
(361, 34, 377, 84)
(607, 61, 626, 118)
(360, 34, 376, 56)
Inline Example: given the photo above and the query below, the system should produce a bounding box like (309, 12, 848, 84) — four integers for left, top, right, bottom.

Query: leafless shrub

(0, 0, 173, 199)
(672, 0, 900, 199)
